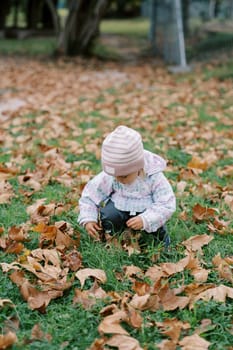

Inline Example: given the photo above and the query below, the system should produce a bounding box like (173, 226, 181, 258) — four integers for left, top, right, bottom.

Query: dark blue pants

(99, 199, 169, 245)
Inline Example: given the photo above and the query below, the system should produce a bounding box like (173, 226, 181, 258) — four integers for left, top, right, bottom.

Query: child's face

(116, 171, 138, 185)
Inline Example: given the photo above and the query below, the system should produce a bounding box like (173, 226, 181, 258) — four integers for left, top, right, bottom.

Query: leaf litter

(0, 56, 233, 349)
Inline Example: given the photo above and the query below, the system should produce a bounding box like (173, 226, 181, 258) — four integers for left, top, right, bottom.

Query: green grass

(101, 18, 149, 38)
(0, 37, 56, 56)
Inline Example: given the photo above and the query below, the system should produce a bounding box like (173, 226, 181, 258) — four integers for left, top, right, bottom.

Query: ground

(0, 25, 233, 350)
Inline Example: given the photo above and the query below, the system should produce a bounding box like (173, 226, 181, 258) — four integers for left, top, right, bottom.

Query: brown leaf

(105, 334, 143, 350)
(0, 332, 17, 349)
(194, 319, 214, 335)
(145, 265, 164, 282)
(31, 324, 52, 342)
(160, 255, 190, 276)
(75, 268, 107, 288)
(20, 280, 63, 312)
(129, 293, 160, 311)
(157, 339, 177, 350)
(179, 333, 210, 349)
(192, 204, 217, 222)
(156, 318, 190, 343)
(6, 242, 24, 254)
(73, 282, 107, 309)
(191, 284, 233, 306)
(212, 254, 233, 283)
(8, 225, 29, 242)
(182, 234, 213, 252)
(123, 304, 142, 329)
(132, 281, 151, 296)
(62, 250, 82, 271)
(123, 265, 143, 278)
(0, 299, 15, 308)
(98, 310, 129, 335)
(0, 180, 15, 204)
(187, 156, 209, 171)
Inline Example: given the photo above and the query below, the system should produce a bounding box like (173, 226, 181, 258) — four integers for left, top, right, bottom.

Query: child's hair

(101, 125, 144, 176)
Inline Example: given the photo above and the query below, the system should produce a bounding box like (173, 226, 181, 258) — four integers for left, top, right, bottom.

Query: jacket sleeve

(78, 171, 113, 226)
(139, 172, 176, 233)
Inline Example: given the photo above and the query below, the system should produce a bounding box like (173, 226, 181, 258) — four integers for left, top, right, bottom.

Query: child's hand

(85, 222, 102, 240)
(126, 216, 143, 230)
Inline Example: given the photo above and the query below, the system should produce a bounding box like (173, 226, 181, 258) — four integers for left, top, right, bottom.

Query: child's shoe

(153, 226, 171, 249)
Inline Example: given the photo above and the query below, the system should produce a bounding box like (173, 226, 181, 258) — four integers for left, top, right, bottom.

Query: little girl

(78, 125, 176, 247)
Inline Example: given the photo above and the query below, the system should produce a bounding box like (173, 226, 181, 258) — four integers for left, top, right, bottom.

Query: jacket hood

(144, 150, 167, 175)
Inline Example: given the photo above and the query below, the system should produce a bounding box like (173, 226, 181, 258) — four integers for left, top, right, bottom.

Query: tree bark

(181, 0, 190, 37)
(44, 0, 60, 33)
(58, 0, 109, 56)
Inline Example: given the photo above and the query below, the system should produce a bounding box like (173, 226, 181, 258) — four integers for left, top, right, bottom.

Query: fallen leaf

(98, 310, 129, 335)
(182, 234, 213, 252)
(156, 318, 190, 343)
(0, 332, 18, 349)
(31, 323, 52, 342)
(191, 284, 233, 305)
(187, 156, 209, 171)
(105, 334, 143, 350)
(192, 204, 217, 222)
(75, 268, 107, 288)
(179, 333, 210, 349)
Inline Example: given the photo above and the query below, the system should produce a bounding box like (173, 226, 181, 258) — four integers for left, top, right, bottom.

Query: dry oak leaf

(132, 280, 151, 296)
(105, 334, 143, 350)
(145, 265, 164, 282)
(123, 265, 143, 279)
(159, 286, 190, 311)
(178, 333, 210, 350)
(62, 250, 82, 271)
(191, 284, 233, 306)
(18, 173, 41, 192)
(192, 204, 218, 222)
(73, 282, 107, 309)
(160, 255, 190, 276)
(20, 280, 63, 312)
(0, 180, 14, 204)
(5, 242, 24, 254)
(98, 310, 129, 335)
(31, 323, 52, 342)
(186, 254, 209, 283)
(27, 199, 65, 224)
(0, 299, 15, 308)
(187, 156, 209, 171)
(194, 319, 214, 336)
(8, 225, 29, 242)
(157, 339, 177, 350)
(182, 234, 213, 252)
(212, 254, 233, 283)
(156, 318, 190, 343)
(123, 304, 142, 329)
(0, 332, 17, 349)
(75, 268, 107, 288)
(129, 293, 160, 311)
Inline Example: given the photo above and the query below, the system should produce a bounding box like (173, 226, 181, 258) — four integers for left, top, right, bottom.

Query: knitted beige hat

(101, 125, 144, 176)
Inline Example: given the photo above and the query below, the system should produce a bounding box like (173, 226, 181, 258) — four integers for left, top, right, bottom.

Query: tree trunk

(43, 0, 60, 33)
(181, 0, 190, 37)
(58, 0, 109, 56)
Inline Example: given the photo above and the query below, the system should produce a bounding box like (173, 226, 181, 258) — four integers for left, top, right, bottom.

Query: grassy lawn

(0, 19, 233, 350)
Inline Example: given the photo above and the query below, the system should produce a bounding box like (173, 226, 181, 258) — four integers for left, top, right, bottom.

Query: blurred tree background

(0, 0, 232, 63)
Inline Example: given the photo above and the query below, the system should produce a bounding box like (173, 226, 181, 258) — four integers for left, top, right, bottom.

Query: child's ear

(138, 169, 145, 177)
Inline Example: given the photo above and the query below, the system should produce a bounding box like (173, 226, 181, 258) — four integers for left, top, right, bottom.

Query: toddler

(78, 125, 176, 247)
